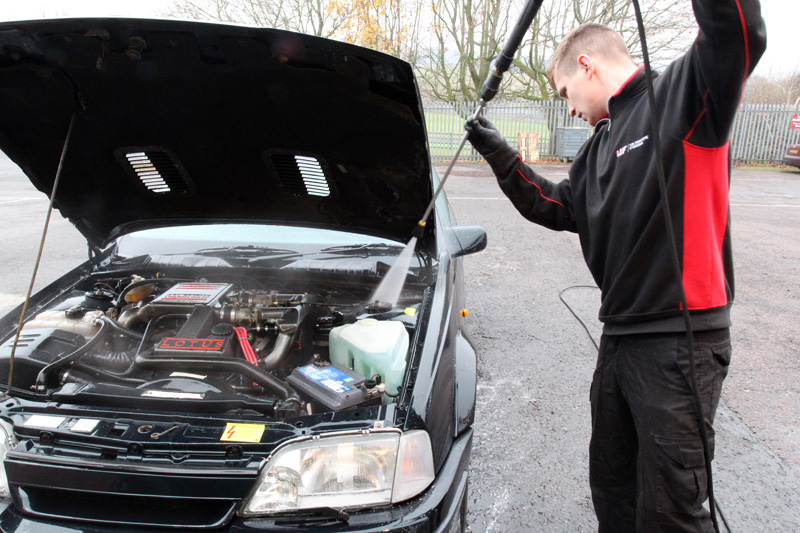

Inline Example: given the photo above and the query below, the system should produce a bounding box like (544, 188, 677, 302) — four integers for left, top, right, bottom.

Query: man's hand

(465, 115, 508, 156)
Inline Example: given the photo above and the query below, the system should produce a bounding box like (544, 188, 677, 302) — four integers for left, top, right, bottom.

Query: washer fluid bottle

(329, 318, 409, 404)
(22, 309, 104, 339)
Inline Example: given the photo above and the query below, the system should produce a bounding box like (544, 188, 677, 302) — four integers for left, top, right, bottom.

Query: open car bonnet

(0, 18, 432, 248)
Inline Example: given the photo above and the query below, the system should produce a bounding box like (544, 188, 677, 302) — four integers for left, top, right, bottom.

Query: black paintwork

(0, 18, 485, 532)
(0, 18, 431, 247)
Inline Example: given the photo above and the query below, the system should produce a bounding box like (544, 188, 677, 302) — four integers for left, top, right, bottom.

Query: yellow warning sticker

(404, 308, 417, 316)
(220, 423, 265, 443)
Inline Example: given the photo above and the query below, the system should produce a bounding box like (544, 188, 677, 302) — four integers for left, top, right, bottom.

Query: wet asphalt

(1, 153, 798, 531)
(441, 162, 800, 532)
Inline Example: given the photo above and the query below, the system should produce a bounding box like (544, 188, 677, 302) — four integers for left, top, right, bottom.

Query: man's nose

(568, 104, 576, 117)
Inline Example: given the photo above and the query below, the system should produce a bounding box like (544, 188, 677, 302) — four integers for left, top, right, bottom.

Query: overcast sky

(0, 0, 796, 78)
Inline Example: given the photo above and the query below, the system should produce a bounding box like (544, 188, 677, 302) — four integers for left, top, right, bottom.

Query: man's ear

(577, 54, 594, 79)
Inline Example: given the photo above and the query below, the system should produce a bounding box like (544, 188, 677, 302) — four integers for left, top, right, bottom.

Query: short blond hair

(547, 23, 631, 92)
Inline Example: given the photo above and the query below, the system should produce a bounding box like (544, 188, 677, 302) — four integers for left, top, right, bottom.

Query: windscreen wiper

(194, 245, 300, 258)
(192, 246, 304, 265)
(320, 243, 404, 254)
(109, 253, 151, 266)
(247, 244, 413, 267)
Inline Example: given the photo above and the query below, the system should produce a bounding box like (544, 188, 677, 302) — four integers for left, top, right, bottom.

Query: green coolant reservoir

(329, 318, 409, 403)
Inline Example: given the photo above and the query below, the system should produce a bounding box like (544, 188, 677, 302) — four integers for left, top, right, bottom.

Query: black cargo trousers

(589, 328, 731, 533)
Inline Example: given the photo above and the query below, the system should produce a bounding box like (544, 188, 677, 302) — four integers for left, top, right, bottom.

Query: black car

(784, 143, 800, 169)
(0, 18, 485, 531)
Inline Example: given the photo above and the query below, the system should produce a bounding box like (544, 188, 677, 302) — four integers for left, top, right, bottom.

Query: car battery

(287, 363, 382, 411)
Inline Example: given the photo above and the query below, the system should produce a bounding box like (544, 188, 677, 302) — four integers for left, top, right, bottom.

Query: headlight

(0, 420, 16, 499)
(241, 429, 434, 516)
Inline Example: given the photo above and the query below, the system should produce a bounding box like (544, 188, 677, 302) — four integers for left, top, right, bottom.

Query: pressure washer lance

(370, 0, 545, 308)
(414, 0, 545, 242)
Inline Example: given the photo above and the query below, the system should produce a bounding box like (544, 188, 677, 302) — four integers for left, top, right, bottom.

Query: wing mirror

(448, 226, 487, 258)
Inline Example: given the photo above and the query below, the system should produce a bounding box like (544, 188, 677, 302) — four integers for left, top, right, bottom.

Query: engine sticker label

(158, 338, 227, 351)
(24, 415, 66, 429)
(153, 283, 230, 305)
(69, 418, 100, 433)
(142, 390, 206, 400)
(221, 423, 265, 443)
(297, 365, 356, 393)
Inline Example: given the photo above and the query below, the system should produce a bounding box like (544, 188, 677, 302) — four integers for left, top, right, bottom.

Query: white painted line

(448, 197, 507, 200)
(736, 178, 799, 182)
(449, 199, 800, 207)
(731, 203, 799, 207)
(0, 197, 47, 205)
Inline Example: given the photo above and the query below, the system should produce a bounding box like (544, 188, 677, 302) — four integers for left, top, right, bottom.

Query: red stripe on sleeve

(515, 155, 565, 208)
(684, 90, 710, 142)
(733, 0, 751, 80)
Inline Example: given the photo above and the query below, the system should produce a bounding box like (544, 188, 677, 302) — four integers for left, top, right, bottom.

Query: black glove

(464, 115, 508, 156)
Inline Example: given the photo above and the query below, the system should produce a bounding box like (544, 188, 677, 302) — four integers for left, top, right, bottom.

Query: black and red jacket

(482, 0, 767, 334)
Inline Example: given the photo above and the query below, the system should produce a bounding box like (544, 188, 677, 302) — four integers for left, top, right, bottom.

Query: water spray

(370, 0, 545, 307)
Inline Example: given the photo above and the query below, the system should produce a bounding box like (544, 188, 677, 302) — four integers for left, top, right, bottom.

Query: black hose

(558, 285, 600, 350)
(79, 351, 137, 373)
(34, 319, 110, 390)
(99, 315, 143, 341)
(630, 1, 722, 531)
(383, 386, 401, 398)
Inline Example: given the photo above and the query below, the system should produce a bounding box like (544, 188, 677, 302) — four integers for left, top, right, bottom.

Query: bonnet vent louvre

(123, 150, 191, 195)
(272, 154, 331, 197)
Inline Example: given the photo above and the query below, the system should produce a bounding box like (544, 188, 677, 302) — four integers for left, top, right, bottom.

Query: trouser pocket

(653, 435, 709, 514)
(677, 330, 731, 419)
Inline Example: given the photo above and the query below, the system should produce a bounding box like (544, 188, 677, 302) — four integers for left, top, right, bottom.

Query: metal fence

(423, 100, 800, 164)
(730, 104, 800, 164)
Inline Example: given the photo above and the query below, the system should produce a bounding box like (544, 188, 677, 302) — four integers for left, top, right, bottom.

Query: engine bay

(0, 272, 425, 419)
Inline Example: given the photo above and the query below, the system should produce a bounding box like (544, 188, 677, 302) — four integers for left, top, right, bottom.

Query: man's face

(553, 57, 608, 126)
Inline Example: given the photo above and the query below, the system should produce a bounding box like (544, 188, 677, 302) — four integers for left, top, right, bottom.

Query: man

(465, 1, 766, 531)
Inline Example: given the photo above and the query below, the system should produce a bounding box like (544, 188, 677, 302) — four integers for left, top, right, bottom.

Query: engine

(0, 276, 417, 418)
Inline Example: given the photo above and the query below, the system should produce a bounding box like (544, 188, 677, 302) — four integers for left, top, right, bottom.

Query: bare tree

(417, 0, 696, 101)
(164, 0, 422, 60)
(512, 0, 696, 99)
(278, 0, 355, 38)
(165, 0, 242, 23)
(743, 70, 800, 105)
(164, 0, 698, 102)
(416, 0, 511, 101)
(164, 0, 354, 38)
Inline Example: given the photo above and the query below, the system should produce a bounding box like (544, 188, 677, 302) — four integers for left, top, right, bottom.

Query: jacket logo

(615, 135, 649, 158)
